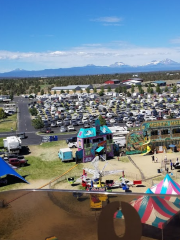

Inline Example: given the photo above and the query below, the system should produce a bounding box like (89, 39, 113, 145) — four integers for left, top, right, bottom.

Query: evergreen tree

(93, 87, 97, 93)
(29, 107, 38, 116)
(32, 116, 44, 129)
(156, 84, 161, 94)
(0, 108, 7, 120)
(98, 115, 106, 126)
(131, 84, 135, 93)
(164, 86, 168, 92)
(150, 88, 154, 94)
(173, 85, 177, 93)
(86, 88, 90, 94)
(107, 86, 111, 92)
(41, 89, 44, 95)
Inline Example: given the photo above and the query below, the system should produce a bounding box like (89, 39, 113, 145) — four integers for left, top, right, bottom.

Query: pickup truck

(8, 156, 27, 167)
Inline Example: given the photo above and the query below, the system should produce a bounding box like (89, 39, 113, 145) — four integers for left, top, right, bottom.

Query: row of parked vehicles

(29, 90, 180, 134)
(2, 153, 28, 168)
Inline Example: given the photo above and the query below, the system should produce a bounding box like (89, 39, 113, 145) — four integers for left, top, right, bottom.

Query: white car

(144, 116, 151, 121)
(57, 120, 63, 126)
(150, 116, 157, 121)
(110, 118, 116, 123)
(68, 141, 77, 148)
(126, 121, 133, 128)
(69, 110, 74, 114)
(67, 125, 75, 131)
(123, 117, 129, 122)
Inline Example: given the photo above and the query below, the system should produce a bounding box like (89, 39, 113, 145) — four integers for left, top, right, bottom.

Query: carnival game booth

(76, 120, 114, 163)
(126, 119, 180, 155)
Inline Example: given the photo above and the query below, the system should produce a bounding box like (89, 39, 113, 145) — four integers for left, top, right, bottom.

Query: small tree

(127, 91, 131, 97)
(61, 89, 65, 94)
(107, 86, 111, 92)
(86, 88, 90, 94)
(29, 107, 38, 116)
(98, 115, 106, 126)
(147, 84, 151, 94)
(32, 116, 44, 129)
(131, 84, 135, 94)
(164, 86, 168, 92)
(54, 90, 57, 94)
(173, 85, 177, 93)
(99, 90, 104, 96)
(156, 84, 161, 94)
(0, 108, 7, 120)
(100, 87, 104, 94)
(66, 90, 70, 94)
(73, 89, 76, 94)
(41, 89, 44, 95)
(93, 88, 97, 93)
(150, 88, 154, 94)
(123, 86, 127, 94)
(10, 92, 14, 101)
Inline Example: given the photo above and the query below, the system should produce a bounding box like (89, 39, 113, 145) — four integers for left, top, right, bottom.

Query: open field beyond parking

(0, 114, 17, 132)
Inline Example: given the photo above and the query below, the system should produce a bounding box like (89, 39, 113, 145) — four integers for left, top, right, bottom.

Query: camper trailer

(3, 136, 22, 153)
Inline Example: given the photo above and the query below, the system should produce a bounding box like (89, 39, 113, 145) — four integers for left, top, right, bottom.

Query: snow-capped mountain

(10, 68, 26, 72)
(0, 58, 180, 77)
(109, 62, 127, 67)
(145, 58, 178, 66)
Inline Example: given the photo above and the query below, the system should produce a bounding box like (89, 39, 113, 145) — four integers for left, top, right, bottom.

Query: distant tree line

(0, 70, 180, 95)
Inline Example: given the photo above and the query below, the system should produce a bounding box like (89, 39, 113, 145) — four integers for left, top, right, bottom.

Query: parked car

(67, 125, 75, 131)
(8, 157, 27, 167)
(40, 128, 54, 133)
(68, 141, 77, 148)
(126, 121, 133, 128)
(60, 126, 67, 132)
(66, 137, 77, 144)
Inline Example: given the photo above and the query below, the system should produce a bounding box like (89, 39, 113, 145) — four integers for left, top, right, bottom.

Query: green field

(0, 140, 82, 192)
(0, 114, 17, 132)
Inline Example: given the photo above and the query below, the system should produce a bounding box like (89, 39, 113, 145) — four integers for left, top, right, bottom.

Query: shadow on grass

(0, 174, 29, 187)
(21, 146, 31, 155)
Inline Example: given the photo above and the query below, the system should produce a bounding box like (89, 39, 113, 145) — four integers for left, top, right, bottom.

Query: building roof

(153, 80, 166, 84)
(77, 125, 112, 138)
(52, 85, 93, 91)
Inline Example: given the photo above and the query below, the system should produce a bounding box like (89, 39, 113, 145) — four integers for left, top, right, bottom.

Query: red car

(9, 157, 27, 167)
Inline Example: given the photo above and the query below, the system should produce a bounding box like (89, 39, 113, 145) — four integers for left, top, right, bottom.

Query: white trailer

(113, 135, 126, 147)
(3, 136, 22, 153)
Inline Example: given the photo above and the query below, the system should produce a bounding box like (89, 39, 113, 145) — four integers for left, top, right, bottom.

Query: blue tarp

(96, 146, 104, 152)
(0, 157, 29, 184)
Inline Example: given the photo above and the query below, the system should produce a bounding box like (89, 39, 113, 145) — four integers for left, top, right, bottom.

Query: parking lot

(28, 87, 180, 138)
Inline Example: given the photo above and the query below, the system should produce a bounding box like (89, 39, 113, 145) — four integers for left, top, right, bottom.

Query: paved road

(1, 97, 127, 146)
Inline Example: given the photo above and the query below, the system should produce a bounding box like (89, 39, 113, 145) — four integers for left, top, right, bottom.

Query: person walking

(156, 157, 158, 163)
(170, 160, 173, 170)
(152, 155, 155, 163)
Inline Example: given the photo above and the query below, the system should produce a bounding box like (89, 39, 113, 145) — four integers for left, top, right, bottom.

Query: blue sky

(1, 0, 180, 72)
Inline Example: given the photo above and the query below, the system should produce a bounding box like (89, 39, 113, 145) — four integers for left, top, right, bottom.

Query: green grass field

(0, 140, 82, 192)
(0, 114, 17, 132)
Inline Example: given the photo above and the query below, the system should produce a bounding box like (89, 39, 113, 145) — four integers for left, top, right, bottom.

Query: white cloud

(91, 16, 122, 25)
(1, 42, 180, 71)
(170, 37, 180, 44)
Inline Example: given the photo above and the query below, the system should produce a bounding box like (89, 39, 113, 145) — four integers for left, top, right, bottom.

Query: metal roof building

(52, 85, 93, 91)
(153, 80, 166, 86)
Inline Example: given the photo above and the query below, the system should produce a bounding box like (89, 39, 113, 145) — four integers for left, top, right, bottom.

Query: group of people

(152, 155, 179, 171)
(151, 155, 158, 163)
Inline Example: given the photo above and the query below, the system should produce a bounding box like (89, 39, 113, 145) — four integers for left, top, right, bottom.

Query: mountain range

(0, 58, 180, 78)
